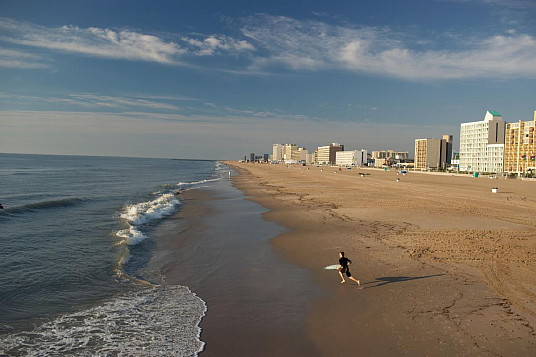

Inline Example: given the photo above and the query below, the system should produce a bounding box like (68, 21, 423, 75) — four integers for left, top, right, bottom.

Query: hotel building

(272, 144, 283, 161)
(316, 143, 344, 165)
(459, 110, 506, 173)
(504, 111, 536, 174)
(371, 150, 409, 160)
(414, 135, 452, 170)
(273, 143, 310, 163)
(336, 150, 368, 166)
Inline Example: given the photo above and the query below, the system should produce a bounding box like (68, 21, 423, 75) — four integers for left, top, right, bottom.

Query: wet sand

(157, 178, 321, 356)
(227, 162, 536, 356)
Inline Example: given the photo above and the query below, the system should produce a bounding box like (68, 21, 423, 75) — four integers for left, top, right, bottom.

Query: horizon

(1, 0, 535, 159)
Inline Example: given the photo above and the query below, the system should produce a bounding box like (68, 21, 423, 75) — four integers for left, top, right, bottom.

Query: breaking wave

(115, 193, 180, 246)
(0, 285, 207, 356)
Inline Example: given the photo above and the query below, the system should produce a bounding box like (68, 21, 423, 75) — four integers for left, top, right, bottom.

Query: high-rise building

(336, 150, 367, 166)
(459, 110, 506, 173)
(272, 144, 283, 161)
(414, 135, 452, 170)
(504, 111, 536, 174)
(316, 143, 344, 165)
(250, 153, 255, 162)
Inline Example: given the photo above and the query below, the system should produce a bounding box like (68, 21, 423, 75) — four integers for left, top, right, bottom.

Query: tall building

(336, 150, 367, 166)
(272, 144, 283, 161)
(504, 111, 536, 174)
(414, 135, 452, 170)
(459, 110, 506, 173)
(316, 143, 344, 165)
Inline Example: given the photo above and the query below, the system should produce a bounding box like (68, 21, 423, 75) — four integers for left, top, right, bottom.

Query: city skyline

(1, 1, 536, 159)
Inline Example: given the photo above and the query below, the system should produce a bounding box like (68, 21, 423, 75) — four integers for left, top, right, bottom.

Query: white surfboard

(324, 264, 340, 270)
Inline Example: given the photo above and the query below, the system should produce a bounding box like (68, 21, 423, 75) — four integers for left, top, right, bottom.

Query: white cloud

(0, 17, 254, 65)
(0, 48, 48, 69)
(0, 92, 181, 110)
(68, 94, 180, 110)
(182, 35, 254, 56)
(0, 18, 184, 64)
(241, 15, 536, 79)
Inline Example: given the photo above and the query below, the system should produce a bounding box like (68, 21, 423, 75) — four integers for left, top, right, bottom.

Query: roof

(488, 110, 502, 116)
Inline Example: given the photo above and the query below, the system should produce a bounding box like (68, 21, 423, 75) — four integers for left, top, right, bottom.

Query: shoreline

(226, 161, 536, 355)
(158, 176, 320, 356)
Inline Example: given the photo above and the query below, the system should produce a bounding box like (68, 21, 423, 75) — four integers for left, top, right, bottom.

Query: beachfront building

(272, 143, 310, 163)
(316, 143, 344, 165)
(272, 144, 283, 162)
(336, 150, 368, 166)
(414, 135, 452, 170)
(282, 144, 298, 161)
(371, 150, 409, 160)
(504, 111, 536, 175)
(371, 150, 409, 167)
(459, 110, 506, 173)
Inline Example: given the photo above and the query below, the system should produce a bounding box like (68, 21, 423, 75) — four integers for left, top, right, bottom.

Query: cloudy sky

(1, 0, 535, 159)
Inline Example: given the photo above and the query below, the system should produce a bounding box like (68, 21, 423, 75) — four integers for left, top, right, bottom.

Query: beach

(223, 162, 536, 355)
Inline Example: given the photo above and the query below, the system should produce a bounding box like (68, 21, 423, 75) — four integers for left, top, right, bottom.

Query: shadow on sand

(363, 274, 445, 288)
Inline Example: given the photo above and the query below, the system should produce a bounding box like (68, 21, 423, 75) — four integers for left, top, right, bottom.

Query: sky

(1, 0, 535, 159)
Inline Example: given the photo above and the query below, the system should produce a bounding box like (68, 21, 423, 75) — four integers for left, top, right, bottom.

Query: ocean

(0, 153, 226, 356)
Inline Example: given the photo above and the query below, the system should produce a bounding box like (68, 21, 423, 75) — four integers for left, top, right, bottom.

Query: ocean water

(0, 153, 225, 356)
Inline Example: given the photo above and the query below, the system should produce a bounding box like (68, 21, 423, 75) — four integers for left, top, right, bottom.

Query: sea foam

(116, 193, 180, 246)
(0, 286, 207, 356)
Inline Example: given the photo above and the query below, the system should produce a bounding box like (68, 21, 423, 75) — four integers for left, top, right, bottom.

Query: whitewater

(0, 154, 223, 356)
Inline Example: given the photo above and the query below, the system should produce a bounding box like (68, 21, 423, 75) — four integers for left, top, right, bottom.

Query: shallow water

(0, 153, 222, 355)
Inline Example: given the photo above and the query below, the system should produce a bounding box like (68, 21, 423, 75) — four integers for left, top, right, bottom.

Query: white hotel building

(459, 110, 506, 173)
(336, 150, 368, 166)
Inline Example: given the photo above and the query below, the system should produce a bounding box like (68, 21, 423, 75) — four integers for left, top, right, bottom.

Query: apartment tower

(316, 143, 344, 165)
(459, 110, 506, 173)
(414, 135, 452, 170)
(504, 111, 536, 174)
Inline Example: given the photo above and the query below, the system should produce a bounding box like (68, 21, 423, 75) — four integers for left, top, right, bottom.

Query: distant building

(371, 150, 409, 160)
(451, 152, 460, 171)
(263, 154, 269, 163)
(414, 135, 452, 170)
(504, 111, 536, 174)
(336, 150, 367, 166)
(316, 143, 344, 165)
(459, 110, 506, 173)
(272, 144, 283, 161)
(372, 150, 410, 167)
(250, 153, 255, 162)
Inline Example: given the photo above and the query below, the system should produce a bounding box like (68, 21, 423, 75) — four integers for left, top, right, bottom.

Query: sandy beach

(226, 162, 536, 356)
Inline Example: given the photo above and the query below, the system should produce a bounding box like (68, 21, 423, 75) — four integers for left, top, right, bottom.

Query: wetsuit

(339, 257, 352, 277)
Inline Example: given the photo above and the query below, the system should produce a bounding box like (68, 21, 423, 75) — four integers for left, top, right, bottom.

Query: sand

(158, 180, 320, 356)
(226, 162, 536, 356)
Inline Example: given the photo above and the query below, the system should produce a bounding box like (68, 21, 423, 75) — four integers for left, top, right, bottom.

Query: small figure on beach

(338, 252, 361, 287)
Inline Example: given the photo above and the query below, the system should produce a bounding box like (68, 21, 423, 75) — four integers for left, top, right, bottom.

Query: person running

(338, 251, 361, 286)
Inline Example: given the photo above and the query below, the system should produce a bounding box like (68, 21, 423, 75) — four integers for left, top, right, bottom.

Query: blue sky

(1, 0, 535, 159)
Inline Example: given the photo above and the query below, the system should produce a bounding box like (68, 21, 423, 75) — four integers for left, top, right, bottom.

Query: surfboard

(324, 264, 340, 270)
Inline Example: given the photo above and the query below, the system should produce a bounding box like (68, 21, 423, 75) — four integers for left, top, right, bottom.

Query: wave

(114, 176, 221, 273)
(0, 285, 207, 356)
(115, 193, 180, 246)
(0, 198, 86, 215)
(176, 178, 221, 188)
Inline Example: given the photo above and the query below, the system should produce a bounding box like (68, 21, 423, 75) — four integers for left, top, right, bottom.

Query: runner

(338, 251, 362, 287)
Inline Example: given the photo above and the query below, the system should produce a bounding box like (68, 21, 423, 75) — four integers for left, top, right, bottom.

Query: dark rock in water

(0, 203, 4, 209)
